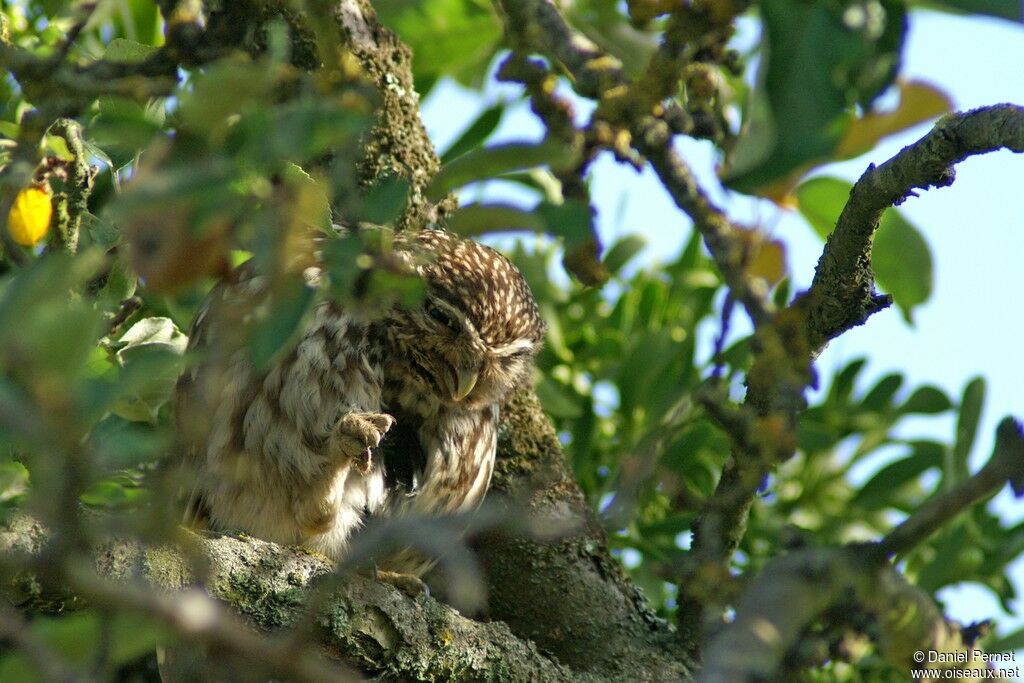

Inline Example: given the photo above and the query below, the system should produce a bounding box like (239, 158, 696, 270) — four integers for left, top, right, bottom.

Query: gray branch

(0, 514, 574, 682)
(801, 104, 1024, 349)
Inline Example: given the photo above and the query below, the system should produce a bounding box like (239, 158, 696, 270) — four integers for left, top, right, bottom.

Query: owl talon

(375, 569, 430, 603)
(332, 412, 396, 468)
(352, 447, 373, 474)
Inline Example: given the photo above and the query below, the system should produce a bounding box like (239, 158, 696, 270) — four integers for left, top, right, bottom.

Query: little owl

(173, 228, 545, 577)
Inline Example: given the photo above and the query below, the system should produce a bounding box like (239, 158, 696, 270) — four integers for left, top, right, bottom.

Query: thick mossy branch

(0, 515, 574, 682)
(478, 389, 694, 681)
(802, 104, 1024, 349)
(330, 0, 455, 230)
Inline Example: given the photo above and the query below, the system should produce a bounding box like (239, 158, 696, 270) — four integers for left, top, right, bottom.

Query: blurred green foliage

(0, 1, 1020, 681)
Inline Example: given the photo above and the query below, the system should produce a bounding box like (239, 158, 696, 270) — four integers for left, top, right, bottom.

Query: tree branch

(0, 515, 575, 682)
(477, 390, 694, 680)
(881, 417, 1024, 556)
(696, 546, 977, 683)
(801, 104, 1024, 349)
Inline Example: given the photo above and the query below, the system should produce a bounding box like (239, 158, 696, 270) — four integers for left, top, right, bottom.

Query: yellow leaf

(7, 185, 52, 247)
(748, 238, 787, 285)
(836, 80, 953, 159)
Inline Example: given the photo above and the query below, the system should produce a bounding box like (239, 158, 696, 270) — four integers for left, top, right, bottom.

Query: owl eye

(426, 304, 460, 332)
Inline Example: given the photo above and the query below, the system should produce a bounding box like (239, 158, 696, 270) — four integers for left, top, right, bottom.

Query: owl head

(382, 229, 546, 409)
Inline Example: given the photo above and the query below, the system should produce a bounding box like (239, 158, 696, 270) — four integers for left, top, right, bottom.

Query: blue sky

(420, 10, 1024, 644)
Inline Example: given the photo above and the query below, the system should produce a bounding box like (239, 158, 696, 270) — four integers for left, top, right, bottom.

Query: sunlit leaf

(247, 276, 317, 371)
(374, 0, 501, 86)
(109, 317, 188, 423)
(723, 0, 907, 193)
(428, 140, 576, 201)
(953, 377, 986, 478)
(836, 80, 953, 158)
(872, 209, 933, 323)
(747, 238, 787, 285)
(899, 385, 952, 415)
(103, 37, 159, 64)
(440, 103, 505, 163)
(795, 176, 852, 240)
(910, 0, 1024, 22)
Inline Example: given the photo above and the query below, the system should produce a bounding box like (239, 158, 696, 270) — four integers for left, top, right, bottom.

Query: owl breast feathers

(173, 229, 545, 572)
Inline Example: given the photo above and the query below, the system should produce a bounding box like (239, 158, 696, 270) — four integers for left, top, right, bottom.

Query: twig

(496, 0, 773, 327)
(45, 2, 99, 71)
(47, 118, 96, 254)
(798, 104, 1024, 350)
(106, 296, 143, 337)
(880, 417, 1024, 556)
(695, 546, 970, 683)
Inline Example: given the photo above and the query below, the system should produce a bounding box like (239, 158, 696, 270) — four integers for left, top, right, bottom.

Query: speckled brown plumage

(174, 229, 544, 573)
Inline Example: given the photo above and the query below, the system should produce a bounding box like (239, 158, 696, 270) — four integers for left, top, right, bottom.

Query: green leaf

(109, 317, 188, 423)
(535, 200, 593, 248)
(90, 96, 164, 165)
(798, 419, 839, 453)
(724, 0, 907, 193)
(374, 0, 501, 86)
(603, 235, 646, 275)
(247, 277, 317, 371)
(279, 163, 332, 233)
(854, 441, 943, 510)
(535, 377, 583, 419)
(440, 104, 505, 163)
(361, 176, 411, 225)
(446, 203, 545, 236)
(795, 176, 852, 240)
(177, 55, 276, 139)
(0, 251, 107, 379)
(238, 99, 369, 170)
(899, 385, 952, 415)
(829, 358, 867, 404)
(0, 458, 28, 508)
(910, 0, 1023, 22)
(986, 626, 1024, 654)
(103, 37, 159, 64)
(81, 478, 149, 508)
(6, 612, 168, 673)
(498, 169, 564, 203)
(428, 140, 576, 201)
(859, 373, 903, 412)
(88, 415, 167, 472)
(836, 81, 952, 158)
(953, 377, 986, 477)
(872, 208, 933, 323)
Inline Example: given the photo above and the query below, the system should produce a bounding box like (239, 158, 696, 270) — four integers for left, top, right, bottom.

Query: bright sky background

(420, 10, 1024, 645)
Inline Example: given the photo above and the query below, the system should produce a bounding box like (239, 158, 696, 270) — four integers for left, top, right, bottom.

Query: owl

(173, 229, 545, 576)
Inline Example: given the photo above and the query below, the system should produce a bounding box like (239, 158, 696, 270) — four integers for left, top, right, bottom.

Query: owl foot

(375, 569, 430, 603)
(333, 412, 396, 474)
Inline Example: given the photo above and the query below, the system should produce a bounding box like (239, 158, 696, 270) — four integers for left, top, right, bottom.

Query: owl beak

(452, 366, 480, 402)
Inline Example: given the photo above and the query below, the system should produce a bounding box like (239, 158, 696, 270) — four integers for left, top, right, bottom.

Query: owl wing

(173, 259, 402, 558)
